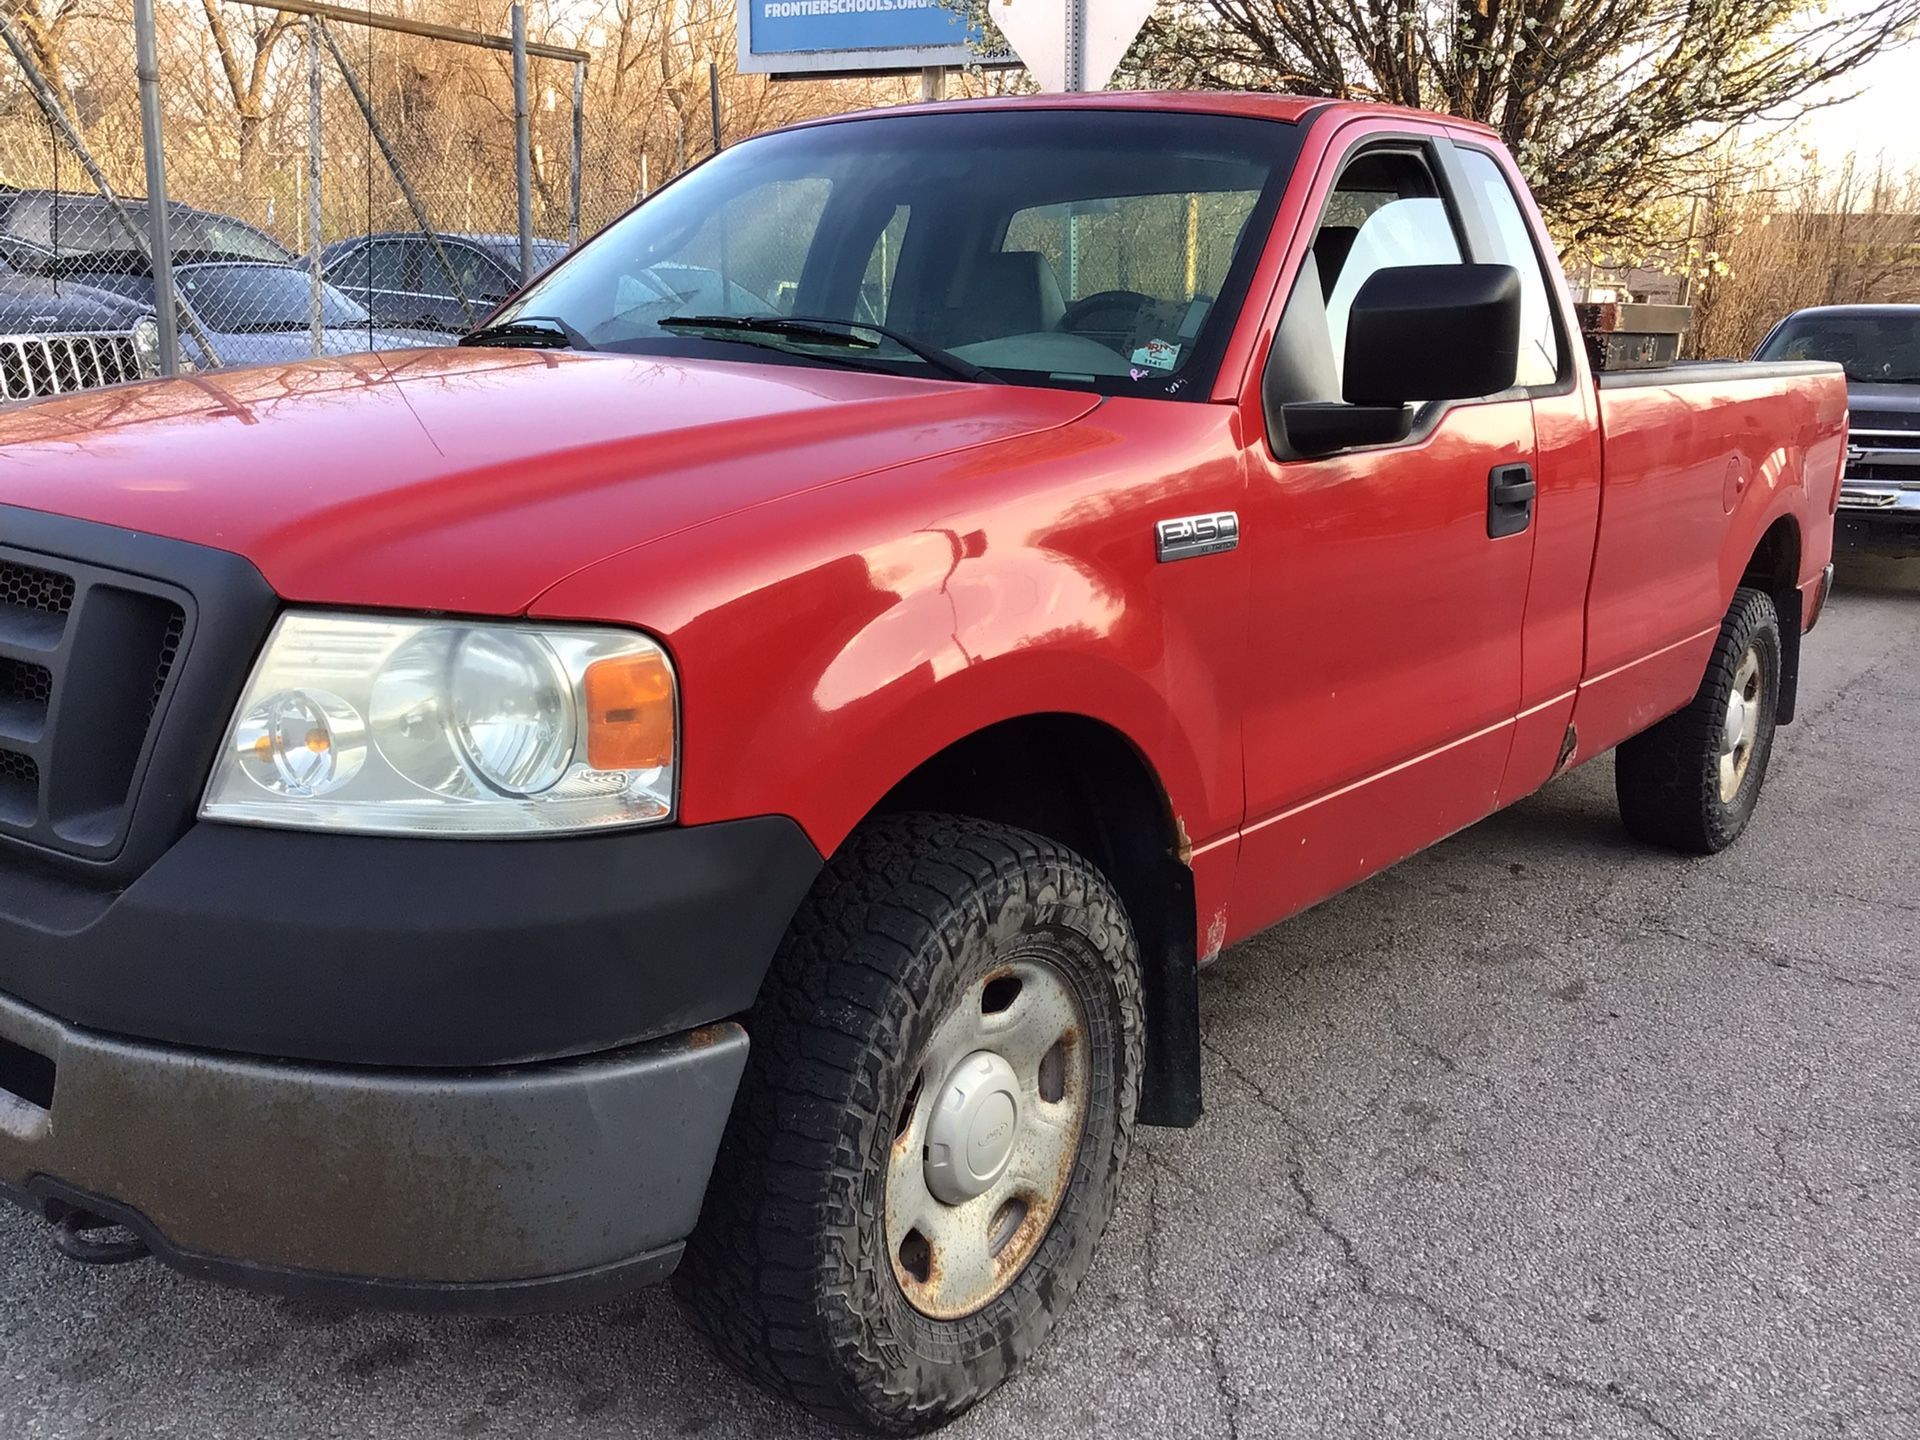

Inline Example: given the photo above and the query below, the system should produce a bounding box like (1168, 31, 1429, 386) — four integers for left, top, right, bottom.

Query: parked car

(317, 231, 570, 331)
(71, 260, 440, 367)
(0, 262, 160, 398)
(0, 186, 293, 265)
(0, 190, 434, 366)
(1754, 304, 1920, 549)
(0, 95, 1845, 1433)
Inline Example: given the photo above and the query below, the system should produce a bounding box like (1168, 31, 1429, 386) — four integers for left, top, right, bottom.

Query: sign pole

(919, 66, 946, 101)
(1064, 0, 1086, 91)
(511, 3, 533, 281)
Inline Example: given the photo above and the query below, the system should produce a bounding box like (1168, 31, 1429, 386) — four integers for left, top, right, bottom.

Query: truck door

(1448, 141, 1601, 804)
(1231, 132, 1539, 934)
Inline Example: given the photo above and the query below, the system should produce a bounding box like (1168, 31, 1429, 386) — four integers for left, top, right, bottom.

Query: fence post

(511, 3, 533, 279)
(132, 0, 180, 375)
(308, 15, 324, 356)
(569, 59, 584, 249)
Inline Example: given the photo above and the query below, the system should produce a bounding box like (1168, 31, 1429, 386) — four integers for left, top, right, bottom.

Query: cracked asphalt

(4, 555, 1916, 1440)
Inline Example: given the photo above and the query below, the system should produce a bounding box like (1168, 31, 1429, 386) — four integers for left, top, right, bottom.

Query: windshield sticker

(1130, 338, 1181, 371)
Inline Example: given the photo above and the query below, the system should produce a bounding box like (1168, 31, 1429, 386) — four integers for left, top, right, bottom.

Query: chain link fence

(0, 0, 657, 396)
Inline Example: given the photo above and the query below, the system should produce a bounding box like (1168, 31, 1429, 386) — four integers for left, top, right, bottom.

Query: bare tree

(0, 0, 80, 119)
(1686, 150, 1920, 358)
(199, 0, 293, 184)
(1128, 0, 1920, 246)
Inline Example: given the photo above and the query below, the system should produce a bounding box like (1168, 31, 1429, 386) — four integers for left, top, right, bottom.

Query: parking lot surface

(3, 557, 1915, 1440)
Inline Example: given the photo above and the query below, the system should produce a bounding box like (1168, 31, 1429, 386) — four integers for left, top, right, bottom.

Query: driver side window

(1315, 154, 1462, 391)
(1268, 148, 1467, 412)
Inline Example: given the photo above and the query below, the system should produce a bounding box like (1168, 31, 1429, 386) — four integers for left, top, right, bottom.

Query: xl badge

(1156, 511, 1239, 562)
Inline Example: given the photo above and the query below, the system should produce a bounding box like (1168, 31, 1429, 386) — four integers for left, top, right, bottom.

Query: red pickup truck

(0, 94, 1845, 1431)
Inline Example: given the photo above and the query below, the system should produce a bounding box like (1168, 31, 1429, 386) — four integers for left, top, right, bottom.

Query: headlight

(131, 316, 161, 376)
(201, 613, 676, 836)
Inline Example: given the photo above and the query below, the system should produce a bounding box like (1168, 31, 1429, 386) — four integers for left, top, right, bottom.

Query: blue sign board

(738, 0, 989, 74)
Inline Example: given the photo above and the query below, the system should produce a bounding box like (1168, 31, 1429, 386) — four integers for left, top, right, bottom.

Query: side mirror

(1343, 263, 1521, 404)
(1279, 263, 1521, 457)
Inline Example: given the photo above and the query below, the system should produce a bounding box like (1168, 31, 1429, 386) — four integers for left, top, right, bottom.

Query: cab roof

(795, 91, 1497, 137)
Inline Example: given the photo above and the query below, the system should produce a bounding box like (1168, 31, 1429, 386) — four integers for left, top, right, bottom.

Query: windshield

(497, 109, 1300, 396)
(177, 264, 370, 331)
(1756, 311, 1920, 383)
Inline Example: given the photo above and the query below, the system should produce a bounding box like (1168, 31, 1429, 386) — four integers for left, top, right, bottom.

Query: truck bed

(1578, 359, 1848, 754)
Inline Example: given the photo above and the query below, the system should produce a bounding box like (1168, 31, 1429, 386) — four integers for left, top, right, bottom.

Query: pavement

(3, 554, 1916, 1440)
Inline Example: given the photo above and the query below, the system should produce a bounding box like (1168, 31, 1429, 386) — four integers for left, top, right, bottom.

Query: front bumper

(1836, 481, 1920, 531)
(0, 817, 820, 1067)
(0, 815, 822, 1307)
(0, 992, 746, 1310)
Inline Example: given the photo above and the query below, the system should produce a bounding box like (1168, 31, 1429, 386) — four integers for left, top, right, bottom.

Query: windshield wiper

(459, 315, 595, 351)
(657, 313, 998, 384)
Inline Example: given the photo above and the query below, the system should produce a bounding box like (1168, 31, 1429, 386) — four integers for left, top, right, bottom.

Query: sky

(1770, 15, 1920, 170)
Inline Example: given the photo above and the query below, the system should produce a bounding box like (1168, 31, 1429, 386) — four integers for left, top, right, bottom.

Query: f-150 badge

(1156, 511, 1239, 562)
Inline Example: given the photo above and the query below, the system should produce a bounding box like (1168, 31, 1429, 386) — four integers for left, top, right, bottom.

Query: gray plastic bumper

(0, 990, 747, 1313)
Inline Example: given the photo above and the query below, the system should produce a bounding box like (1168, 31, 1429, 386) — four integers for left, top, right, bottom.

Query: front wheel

(676, 814, 1144, 1434)
(1615, 585, 1782, 854)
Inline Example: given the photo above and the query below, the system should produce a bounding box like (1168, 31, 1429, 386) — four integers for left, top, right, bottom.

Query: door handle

(1488, 462, 1536, 539)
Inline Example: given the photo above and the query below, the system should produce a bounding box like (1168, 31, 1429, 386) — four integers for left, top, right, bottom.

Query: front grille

(0, 333, 143, 401)
(1, 558, 75, 617)
(0, 748, 37, 826)
(0, 543, 192, 858)
(1846, 427, 1920, 485)
(1850, 411, 1920, 435)
(1851, 428, 1920, 449)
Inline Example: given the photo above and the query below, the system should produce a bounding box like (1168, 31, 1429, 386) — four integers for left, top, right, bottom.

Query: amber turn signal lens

(584, 650, 674, 771)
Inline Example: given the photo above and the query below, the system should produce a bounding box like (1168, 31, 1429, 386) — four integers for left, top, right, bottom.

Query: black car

(73, 261, 439, 369)
(316, 231, 570, 332)
(0, 187, 293, 267)
(1754, 304, 1920, 550)
(0, 263, 159, 399)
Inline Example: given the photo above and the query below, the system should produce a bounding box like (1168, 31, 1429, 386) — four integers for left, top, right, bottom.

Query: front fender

(531, 399, 1249, 859)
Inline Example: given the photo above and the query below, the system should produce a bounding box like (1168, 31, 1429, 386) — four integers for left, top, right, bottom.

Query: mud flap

(1136, 856, 1203, 1128)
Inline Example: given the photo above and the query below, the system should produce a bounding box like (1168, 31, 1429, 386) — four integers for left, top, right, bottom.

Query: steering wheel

(1059, 289, 1157, 338)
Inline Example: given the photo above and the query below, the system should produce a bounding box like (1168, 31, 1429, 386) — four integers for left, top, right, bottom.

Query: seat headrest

(950, 251, 1066, 344)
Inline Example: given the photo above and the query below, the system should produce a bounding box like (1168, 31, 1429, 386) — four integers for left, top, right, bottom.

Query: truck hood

(0, 347, 1098, 613)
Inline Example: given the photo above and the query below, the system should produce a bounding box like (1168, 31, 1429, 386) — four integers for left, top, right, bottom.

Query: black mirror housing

(1343, 263, 1521, 406)
(1281, 402, 1414, 457)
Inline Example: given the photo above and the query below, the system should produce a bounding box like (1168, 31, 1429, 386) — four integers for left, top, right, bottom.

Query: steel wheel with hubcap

(678, 814, 1144, 1434)
(887, 956, 1090, 1320)
(1617, 584, 1782, 854)
(1717, 646, 1764, 803)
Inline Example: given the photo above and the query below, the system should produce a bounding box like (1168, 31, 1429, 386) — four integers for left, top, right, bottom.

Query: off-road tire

(1615, 585, 1782, 854)
(675, 814, 1145, 1433)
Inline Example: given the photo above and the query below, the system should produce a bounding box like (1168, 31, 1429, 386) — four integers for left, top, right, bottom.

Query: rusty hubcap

(1718, 646, 1763, 804)
(885, 955, 1089, 1320)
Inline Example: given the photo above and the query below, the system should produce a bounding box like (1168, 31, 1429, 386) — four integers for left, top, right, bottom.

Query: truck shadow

(1833, 547, 1920, 594)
